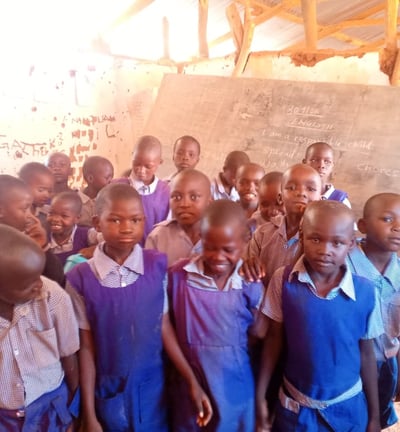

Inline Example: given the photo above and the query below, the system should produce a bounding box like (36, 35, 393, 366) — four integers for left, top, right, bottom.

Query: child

(165, 135, 201, 183)
(247, 164, 321, 286)
(257, 200, 381, 432)
(251, 171, 284, 227)
(48, 191, 97, 266)
(235, 162, 265, 219)
(78, 156, 114, 227)
(66, 183, 212, 431)
(347, 192, 400, 429)
(114, 135, 170, 244)
(0, 224, 79, 431)
(0, 175, 65, 287)
(18, 161, 54, 227)
(47, 152, 74, 194)
(210, 150, 250, 201)
(167, 199, 263, 431)
(302, 141, 351, 207)
(146, 168, 211, 266)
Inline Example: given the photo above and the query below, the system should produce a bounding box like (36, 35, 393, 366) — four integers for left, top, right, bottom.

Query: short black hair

(19, 162, 53, 184)
(95, 183, 143, 216)
(51, 191, 83, 215)
(82, 156, 113, 180)
(0, 175, 29, 205)
(173, 135, 201, 154)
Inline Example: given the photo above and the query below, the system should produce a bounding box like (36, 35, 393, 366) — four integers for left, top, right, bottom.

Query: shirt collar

(77, 189, 92, 204)
(215, 174, 239, 200)
(278, 216, 299, 244)
(49, 225, 77, 248)
(129, 174, 159, 194)
(91, 242, 144, 281)
(289, 255, 356, 300)
(183, 255, 243, 291)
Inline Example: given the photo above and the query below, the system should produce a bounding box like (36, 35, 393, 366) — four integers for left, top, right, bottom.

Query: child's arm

(161, 313, 213, 427)
(79, 329, 103, 432)
(256, 319, 284, 432)
(61, 353, 79, 403)
(359, 339, 380, 432)
(396, 342, 400, 401)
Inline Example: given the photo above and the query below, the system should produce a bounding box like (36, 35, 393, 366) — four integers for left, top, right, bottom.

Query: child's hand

(82, 416, 103, 432)
(24, 214, 47, 249)
(240, 256, 266, 282)
(189, 381, 213, 427)
(366, 418, 380, 432)
(79, 245, 97, 259)
(256, 398, 271, 432)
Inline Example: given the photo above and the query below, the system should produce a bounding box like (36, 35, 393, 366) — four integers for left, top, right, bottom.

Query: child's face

(28, 173, 54, 207)
(173, 140, 200, 171)
(47, 154, 72, 184)
(304, 146, 334, 184)
(281, 168, 321, 217)
(221, 164, 239, 188)
(47, 199, 80, 237)
(358, 196, 400, 253)
(0, 188, 33, 232)
(235, 167, 264, 208)
(94, 197, 145, 258)
(89, 162, 114, 192)
(258, 182, 284, 221)
(302, 212, 354, 276)
(132, 150, 161, 185)
(170, 177, 210, 227)
(202, 223, 245, 280)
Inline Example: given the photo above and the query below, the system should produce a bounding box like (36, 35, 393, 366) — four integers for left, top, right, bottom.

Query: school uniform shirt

(66, 242, 168, 330)
(0, 276, 79, 409)
(323, 184, 351, 208)
(347, 241, 400, 361)
(210, 174, 240, 201)
(145, 219, 202, 267)
(246, 216, 300, 286)
(77, 190, 96, 227)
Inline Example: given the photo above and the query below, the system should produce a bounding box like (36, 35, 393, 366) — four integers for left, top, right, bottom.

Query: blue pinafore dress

(67, 250, 168, 432)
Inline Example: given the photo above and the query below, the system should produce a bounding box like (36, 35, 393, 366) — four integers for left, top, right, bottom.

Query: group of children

(0, 135, 399, 432)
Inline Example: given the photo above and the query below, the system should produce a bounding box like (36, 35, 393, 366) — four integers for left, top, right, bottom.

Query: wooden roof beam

(106, 0, 155, 31)
(233, 3, 255, 76)
(385, 0, 400, 50)
(226, 3, 244, 54)
(301, 0, 318, 50)
(390, 48, 400, 85)
(198, 0, 209, 58)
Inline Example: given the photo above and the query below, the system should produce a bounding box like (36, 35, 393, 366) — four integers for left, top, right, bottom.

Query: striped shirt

(0, 277, 79, 409)
(66, 243, 168, 330)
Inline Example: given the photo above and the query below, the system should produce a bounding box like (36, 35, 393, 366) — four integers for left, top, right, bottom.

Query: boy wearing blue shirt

(347, 192, 400, 429)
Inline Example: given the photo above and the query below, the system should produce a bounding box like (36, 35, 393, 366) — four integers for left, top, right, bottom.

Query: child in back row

(48, 191, 97, 266)
(66, 183, 212, 431)
(78, 156, 114, 227)
(303, 141, 351, 207)
(146, 169, 211, 266)
(47, 152, 74, 194)
(114, 135, 170, 244)
(167, 200, 263, 431)
(18, 162, 54, 228)
(164, 135, 201, 183)
(247, 163, 321, 286)
(0, 225, 79, 431)
(211, 150, 250, 201)
(347, 192, 400, 429)
(257, 200, 381, 432)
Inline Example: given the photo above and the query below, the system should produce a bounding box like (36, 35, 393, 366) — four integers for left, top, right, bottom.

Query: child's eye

(171, 195, 182, 201)
(382, 216, 393, 223)
(111, 218, 120, 224)
(190, 194, 200, 201)
(307, 187, 317, 192)
(132, 217, 143, 224)
(311, 238, 320, 243)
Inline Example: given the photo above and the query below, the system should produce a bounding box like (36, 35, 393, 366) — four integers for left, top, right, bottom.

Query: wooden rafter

(232, 2, 255, 76)
(390, 49, 400, 85)
(199, 0, 209, 58)
(301, 0, 318, 50)
(385, 0, 400, 49)
(226, 2, 244, 53)
(106, 0, 155, 31)
(162, 17, 170, 60)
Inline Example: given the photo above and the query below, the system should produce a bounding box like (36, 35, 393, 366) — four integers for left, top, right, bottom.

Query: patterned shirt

(347, 241, 400, 360)
(145, 219, 202, 267)
(210, 174, 240, 201)
(77, 190, 96, 227)
(0, 277, 79, 409)
(66, 243, 168, 330)
(49, 225, 98, 254)
(129, 174, 159, 195)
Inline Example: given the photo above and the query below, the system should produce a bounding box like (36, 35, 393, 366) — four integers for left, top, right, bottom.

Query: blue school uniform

(66, 249, 168, 432)
(168, 257, 262, 432)
(347, 242, 400, 428)
(264, 260, 379, 432)
(51, 225, 90, 266)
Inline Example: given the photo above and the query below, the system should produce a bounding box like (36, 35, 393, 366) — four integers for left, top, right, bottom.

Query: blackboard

(144, 74, 400, 218)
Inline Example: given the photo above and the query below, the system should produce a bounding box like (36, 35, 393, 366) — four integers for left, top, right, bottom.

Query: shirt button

(14, 350, 19, 356)
(121, 281, 127, 287)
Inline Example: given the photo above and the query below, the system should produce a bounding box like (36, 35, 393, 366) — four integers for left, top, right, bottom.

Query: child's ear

(302, 158, 307, 164)
(357, 218, 367, 234)
(87, 174, 94, 184)
(277, 193, 283, 206)
(348, 234, 356, 250)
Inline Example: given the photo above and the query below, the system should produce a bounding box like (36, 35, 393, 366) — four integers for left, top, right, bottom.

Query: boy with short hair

(0, 175, 65, 287)
(165, 135, 201, 183)
(302, 141, 351, 207)
(347, 192, 400, 429)
(18, 161, 54, 227)
(168, 200, 263, 431)
(247, 164, 321, 286)
(78, 156, 114, 227)
(257, 200, 381, 432)
(47, 152, 74, 194)
(114, 135, 170, 244)
(0, 225, 79, 431)
(145, 168, 211, 266)
(211, 150, 250, 201)
(66, 183, 212, 431)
